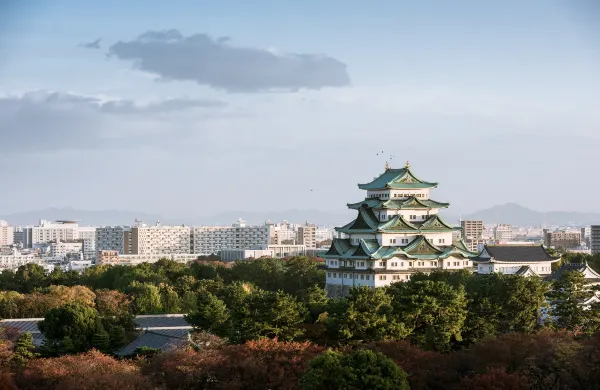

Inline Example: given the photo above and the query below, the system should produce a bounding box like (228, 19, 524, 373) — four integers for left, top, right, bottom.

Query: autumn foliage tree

(15, 350, 151, 390)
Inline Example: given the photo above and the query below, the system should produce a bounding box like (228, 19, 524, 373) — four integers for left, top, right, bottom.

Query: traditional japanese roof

(0, 314, 193, 351)
(549, 262, 600, 282)
(418, 214, 455, 231)
(337, 212, 455, 234)
(378, 215, 420, 232)
(116, 329, 189, 356)
(472, 245, 561, 263)
(324, 235, 477, 261)
(347, 197, 450, 210)
(515, 265, 539, 277)
(357, 167, 438, 190)
(403, 235, 444, 255)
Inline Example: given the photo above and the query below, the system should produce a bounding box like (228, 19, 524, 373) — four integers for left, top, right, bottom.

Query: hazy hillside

(0, 207, 164, 226)
(464, 203, 600, 226)
(2, 203, 598, 227)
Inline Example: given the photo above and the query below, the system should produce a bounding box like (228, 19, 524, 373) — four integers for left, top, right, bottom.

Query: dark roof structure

(116, 329, 189, 356)
(0, 314, 193, 351)
(549, 262, 600, 282)
(472, 245, 560, 263)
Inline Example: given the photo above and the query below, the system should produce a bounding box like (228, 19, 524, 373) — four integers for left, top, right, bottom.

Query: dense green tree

(549, 271, 600, 334)
(283, 256, 326, 293)
(326, 286, 408, 342)
(13, 264, 48, 293)
(38, 303, 104, 354)
(301, 349, 409, 390)
(229, 289, 307, 343)
(47, 268, 80, 287)
(11, 333, 38, 367)
(230, 258, 286, 291)
(91, 330, 110, 353)
(127, 282, 163, 314)
(0, 291, 24, 319)
(461, 274, 550, 345)
(173, 275, 198, 296)
(185, 292, 230, 335)
(159, 283, 182, 313)
(180, 291, 198, 313)
(389, 280, 468, 351)
(218, 281, 252, 307)
(299, 285, 329, 323)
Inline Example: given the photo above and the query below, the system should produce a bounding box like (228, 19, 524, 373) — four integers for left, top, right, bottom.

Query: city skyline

(1, 1, 599, 217)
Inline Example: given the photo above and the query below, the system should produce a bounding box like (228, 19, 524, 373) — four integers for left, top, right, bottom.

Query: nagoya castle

(324, 161, 477, 296)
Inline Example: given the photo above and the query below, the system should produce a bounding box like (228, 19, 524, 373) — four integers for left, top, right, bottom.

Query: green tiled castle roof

(336, 209, 456, 234)
(323, 235, 478, 261)
(357, 168, 438, 190)
(347, 196, 449, 210)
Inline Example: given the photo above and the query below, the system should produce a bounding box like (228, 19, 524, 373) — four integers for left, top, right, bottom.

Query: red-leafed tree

(15, 349, 151, 390)
(146, 338, 323, 390)
(460, 368, 528, 390)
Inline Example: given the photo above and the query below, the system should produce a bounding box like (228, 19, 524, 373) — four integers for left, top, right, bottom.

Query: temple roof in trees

(336, 209, 456, 234)
(472, 245, 561, 263)
(347, 196, 450, 210)
(323, 235, 477, 261)
(357, 165, 438, 190)
(549, 262, 600, 282)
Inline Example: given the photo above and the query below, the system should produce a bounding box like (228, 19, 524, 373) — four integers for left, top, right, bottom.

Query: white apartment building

(96, 223, 192, 257)
(297, 223, 317, 248)
(47, 241, 83, 259)
(96, 226, 129, 255)
(22, 220, 78, 247)
(0, 221, 14, 246)
(192, 219, 269, 255)
(268, 244, 307, 258)
(0, 249, 41, 271)
(316, 227, 334, 243)
(21, 221, 96, 257)
(219, 249, 274, 262)
(75, 226, 97, 260)
(130, 223, 190, 255)
(97, 252, 200, 266)
(493, 224, 515, 242)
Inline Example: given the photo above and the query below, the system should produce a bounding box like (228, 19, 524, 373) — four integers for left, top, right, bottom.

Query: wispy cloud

(79, 38, 102, 49)
(108, 29, 351, 93)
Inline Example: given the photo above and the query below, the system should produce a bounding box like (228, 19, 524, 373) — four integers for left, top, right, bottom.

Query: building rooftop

(357, 164, 438, 190)
(0, 314, 193, 352)
(473, 245, 560, 263)
(549, 262, 600, 282)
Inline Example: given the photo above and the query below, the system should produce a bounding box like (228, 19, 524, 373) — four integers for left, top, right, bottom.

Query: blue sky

(0, 0, 598, 220)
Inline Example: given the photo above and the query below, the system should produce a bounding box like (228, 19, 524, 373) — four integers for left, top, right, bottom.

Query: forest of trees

(1, 254, 600, 388)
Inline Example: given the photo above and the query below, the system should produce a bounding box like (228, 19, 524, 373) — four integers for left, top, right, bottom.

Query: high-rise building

(96, 223, 191, 256)
(493, 224, 514, 243)
(297, 223, 317, 248)
(543, 231, 581, 250)
(192, 219, 269, 255)
(96, 226, 129, 256)
(460, 220, 484, 252)
(130, 223, 190, 255)
(323, 161, 477, 295)
(591, 225, 600, 255)
(0, 221, 14, 246)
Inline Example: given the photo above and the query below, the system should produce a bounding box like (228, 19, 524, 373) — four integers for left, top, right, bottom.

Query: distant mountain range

(462, 203, 600, 226)
(1, 203, 598, 227)
(0, 207, 164, 227)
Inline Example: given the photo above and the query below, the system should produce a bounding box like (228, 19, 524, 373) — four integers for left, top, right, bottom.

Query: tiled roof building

(324, 161, 477, 296)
